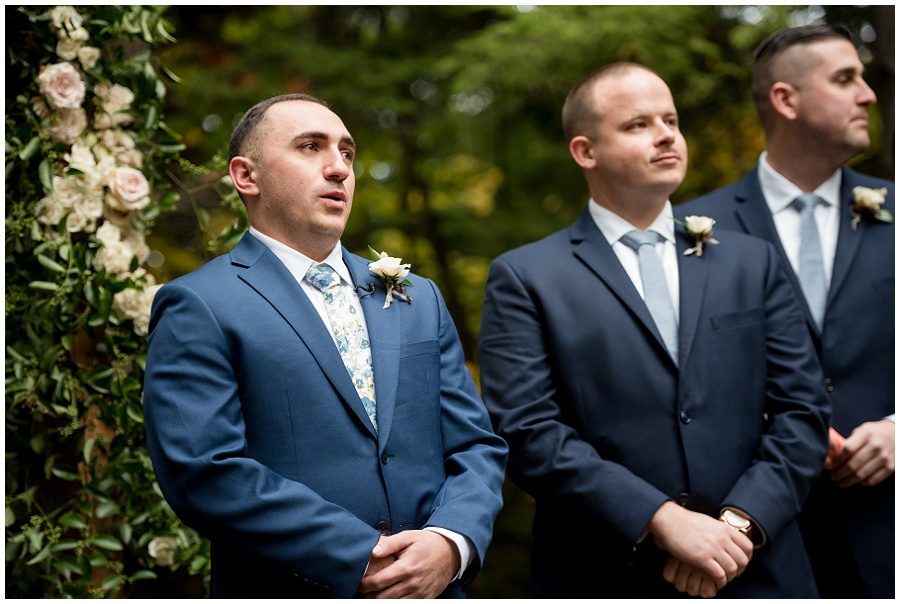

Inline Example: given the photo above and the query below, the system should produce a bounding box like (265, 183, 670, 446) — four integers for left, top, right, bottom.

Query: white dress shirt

(588, 199, 680, 317)
(758, 152, 841, 285)
(247, 227, 474, 581)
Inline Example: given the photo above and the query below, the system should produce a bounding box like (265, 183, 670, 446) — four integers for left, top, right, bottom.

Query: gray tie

(621, 230, 679, 365)
(792, 194, 828, 330)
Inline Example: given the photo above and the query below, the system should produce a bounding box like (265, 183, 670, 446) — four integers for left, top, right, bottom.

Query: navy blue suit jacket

(143, 233, 507, 598)
(478, 210, 830, 597)
(680, 167, 894, 596)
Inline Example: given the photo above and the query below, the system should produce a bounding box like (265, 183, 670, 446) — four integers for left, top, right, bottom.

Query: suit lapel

(675, 229, 708, 368)
(231, 235, 377, 441)
(827, 168, 866, 307)
(732, 169, 821, 338)
(344, 251, 401, 452)
(570, 210, 676, 368)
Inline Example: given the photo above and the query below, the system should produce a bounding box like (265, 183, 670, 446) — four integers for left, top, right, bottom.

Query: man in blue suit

(680, 25, 894, 598)
(478, 63, 830, 597)
(143, 93, 507, 598)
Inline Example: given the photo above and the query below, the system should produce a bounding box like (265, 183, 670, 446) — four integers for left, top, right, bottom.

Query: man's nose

(323, 150, 350, 181)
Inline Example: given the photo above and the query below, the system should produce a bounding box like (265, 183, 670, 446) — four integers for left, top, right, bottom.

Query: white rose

(147, 536, 178, 567)
(106, 167, 151, 212)
(93, 239, 134, 275)
(368, 253, 411, 280)
(52, 175, 84, 210)
(121, 227, 151, 263)
(684, 215, 715, 237)
(74, 187, 104, 219)
(77, 46, 101, 70)
(55, 37, 81, 61)
(37, 62, 85, 110)
(95, 82, 134, 115)
(51, 6, 83, 33)
(100, 130, 143, 168)
(65, 27, 90, 42)
(95, 221, 122, 246)
(64, 142, 96, 175)
(65, 209, 88, 233)
(134, 284, 163, 336)
(35, 196, 66, 225)
(46, 107, 87, 145)
(32, 98, 51, 119)
(103, 205, 135, 227)
(852, 186, 887, 212)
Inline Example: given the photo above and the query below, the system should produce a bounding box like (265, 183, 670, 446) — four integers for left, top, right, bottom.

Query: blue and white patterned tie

(304, 264, 377, 431)
(621, 230, 679, 365)
(793, 194, 828, 330)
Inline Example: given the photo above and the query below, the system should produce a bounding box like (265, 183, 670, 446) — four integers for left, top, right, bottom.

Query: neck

(765, 133, 846, 193)
(589, 185, 668, 230)
(250, 224, 337, 262)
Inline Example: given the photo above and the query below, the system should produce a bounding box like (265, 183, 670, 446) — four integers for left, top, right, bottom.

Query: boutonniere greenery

(367, 246, 412, 309)
(851, 186, 893, 230)
(676, 215, 719, 257)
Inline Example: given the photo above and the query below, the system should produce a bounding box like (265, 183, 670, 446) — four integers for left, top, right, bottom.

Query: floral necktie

(304, 264, 377, 431)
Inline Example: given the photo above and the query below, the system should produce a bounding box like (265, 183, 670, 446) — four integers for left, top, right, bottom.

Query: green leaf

(18, 136, 41, 161)
(91, 534, 123, 551)
(95, 501, 119, 519)
(130, 569, 158, 582)
(160, 64, 181, 82)
(28, 280, 59, 292)
(58, 512, 87, 530)
(368, 245, 383, 260)
(159, 143, 185, 154)
(50, 539, 79, 552)
(145, 104, 158, 131)
(5, 507, 14, 528)
(101, 574, 123, 591)
(119, 522, 132, 544)
(51, 467, 80, 481)
(38, 158, 53, 193)
(37, 254, 67, 273)
(83, 437, 96, 463)
(26, 545, 51, 565)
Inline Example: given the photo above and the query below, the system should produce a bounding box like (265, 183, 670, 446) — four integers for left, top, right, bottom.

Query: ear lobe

(569, 136, 597, 169)
(769, 82, 798, 121)
(229, 156, 259, 198)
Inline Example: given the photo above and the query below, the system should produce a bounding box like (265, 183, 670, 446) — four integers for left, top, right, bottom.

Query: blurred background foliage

(9, 5, 892, 597)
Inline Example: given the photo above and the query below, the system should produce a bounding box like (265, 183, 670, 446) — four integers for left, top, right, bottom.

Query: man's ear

(769, 82, 799, 121)
(230, 156, 259, 199)
(569, 135, 597, 170)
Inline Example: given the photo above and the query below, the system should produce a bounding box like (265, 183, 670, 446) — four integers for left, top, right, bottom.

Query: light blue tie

(304, 264, 378, 431)
(621, 230, 679, 365)
(793, 194, 828, 330)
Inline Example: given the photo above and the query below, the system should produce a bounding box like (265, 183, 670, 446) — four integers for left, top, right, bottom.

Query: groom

(478, 63, 830, 597)
(143, 93, 507, 598)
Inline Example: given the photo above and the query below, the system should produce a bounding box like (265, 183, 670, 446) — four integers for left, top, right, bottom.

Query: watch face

(723, 510, 751, 529)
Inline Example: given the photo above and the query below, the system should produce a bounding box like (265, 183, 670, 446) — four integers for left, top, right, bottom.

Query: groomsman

(681, 25, 894, 598)
(479, 62, 830, 597)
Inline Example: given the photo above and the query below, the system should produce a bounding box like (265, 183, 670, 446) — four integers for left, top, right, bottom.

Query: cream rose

(147, 536, 178, 567)
(93, 239, 134, 275)
(368, 253, 411, 280)
(106, 167, 151, 212)
(52, 175, 83, 210)
(36, 196, 66, 225)
(65, 210, 89, 233)
(852, 186, 887, 212)
(51, 6, 83, 33)
(55, 37, 80, 61)
(683, 215, 715, 237)
(46, 107, 87, 145)
(37, 62, 85, 110)
(77, 46, 100, 70)
(74, 187, 104, 219)
(95, 82, 134, 114)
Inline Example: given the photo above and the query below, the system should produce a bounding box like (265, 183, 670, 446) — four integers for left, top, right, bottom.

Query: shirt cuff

(423, 527, 474, 582)
(884, 414, 895, 422)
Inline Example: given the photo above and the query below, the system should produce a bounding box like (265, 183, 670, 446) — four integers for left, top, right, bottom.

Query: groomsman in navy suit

(681, 25, 894, 598)
(479, 63, 830, 597)
(143, 93, 507, 597)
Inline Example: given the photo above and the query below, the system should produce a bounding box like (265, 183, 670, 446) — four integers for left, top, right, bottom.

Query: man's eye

(342, 150, 354, 162)
(300, 142, 317, 151)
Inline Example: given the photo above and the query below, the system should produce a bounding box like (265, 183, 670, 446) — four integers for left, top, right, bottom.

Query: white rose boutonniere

(851, 186, 893, 230)
(677, 215, 719, 257)
(368, 246, 412, 309)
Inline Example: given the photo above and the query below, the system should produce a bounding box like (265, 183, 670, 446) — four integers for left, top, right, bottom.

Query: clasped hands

(357, 530, 460, 598)
(825, 419, 895, 488)
(649, 501, 754, 598)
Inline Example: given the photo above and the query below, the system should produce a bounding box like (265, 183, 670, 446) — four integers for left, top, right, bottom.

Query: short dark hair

(561, 63, 658, 141)
(751, 24, 854, 130)
(228, 93, 331, 161)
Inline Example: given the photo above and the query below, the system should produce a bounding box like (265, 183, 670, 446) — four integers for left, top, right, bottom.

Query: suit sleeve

(422, 279, 508, 587)
(720, 242, 831, 543)
(142, 283, 380, 597)
(478, 259, 670, 544)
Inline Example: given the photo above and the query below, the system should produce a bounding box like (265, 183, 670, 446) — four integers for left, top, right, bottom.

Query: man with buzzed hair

(681, 24, 894, 598)
(479, 62, 829, 597)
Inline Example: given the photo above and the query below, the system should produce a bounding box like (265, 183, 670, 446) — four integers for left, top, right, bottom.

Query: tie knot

(621, 230, 662, 251)
(304, 264, 340, 292)
(792, 193, 823, 213)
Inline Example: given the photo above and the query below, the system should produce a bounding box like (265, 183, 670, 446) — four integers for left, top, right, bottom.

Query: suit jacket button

(824, 377, 834, 393)
(680, 411, 692, 424)
(381, 453, 390, 464)
(375, 520, 390, 535)
(676, 493, 690, 507)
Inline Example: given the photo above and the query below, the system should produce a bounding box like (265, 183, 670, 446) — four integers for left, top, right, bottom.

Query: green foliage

(5, 6, 208, 597)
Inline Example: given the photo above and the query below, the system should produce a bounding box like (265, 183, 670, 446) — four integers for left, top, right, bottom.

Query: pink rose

(46, 107, 87, 145)
(107, 167, 150, 211)
(37, 62, 86, 110)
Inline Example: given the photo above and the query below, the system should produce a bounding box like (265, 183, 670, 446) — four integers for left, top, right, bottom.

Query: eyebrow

(291, 132, 357, 150)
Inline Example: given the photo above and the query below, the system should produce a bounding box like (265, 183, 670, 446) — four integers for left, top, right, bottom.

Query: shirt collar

(248, 226, 352, 286)
(758, 151, 842, 213)
(588, 198, 676, 245)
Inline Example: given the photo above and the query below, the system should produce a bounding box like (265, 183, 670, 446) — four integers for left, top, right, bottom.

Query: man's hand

(363, 537, 398, 578)
(648, 501, 753, 589)
(357, 530, 460, 598)
(825, 420, 895, 487)
(663, 556, 719, 598)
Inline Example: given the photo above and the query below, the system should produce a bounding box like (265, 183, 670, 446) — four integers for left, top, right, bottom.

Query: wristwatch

(720, 509, 753, 536)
